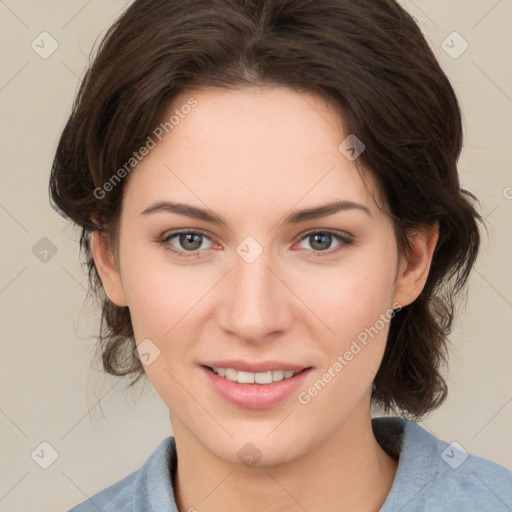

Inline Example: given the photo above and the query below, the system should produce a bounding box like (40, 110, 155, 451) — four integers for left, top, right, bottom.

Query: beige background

(1, 1, 511, 510)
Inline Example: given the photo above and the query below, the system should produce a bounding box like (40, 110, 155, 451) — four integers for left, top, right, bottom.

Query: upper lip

(201, 360, 311, 373)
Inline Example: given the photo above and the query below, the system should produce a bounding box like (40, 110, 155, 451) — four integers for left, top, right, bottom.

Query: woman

(50, 0, 512, 510)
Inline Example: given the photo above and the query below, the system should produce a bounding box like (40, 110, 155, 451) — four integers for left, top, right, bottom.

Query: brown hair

(49, 0, 481, 419)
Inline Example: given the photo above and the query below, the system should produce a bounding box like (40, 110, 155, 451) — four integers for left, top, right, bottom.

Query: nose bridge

(218, 241, 289, 342)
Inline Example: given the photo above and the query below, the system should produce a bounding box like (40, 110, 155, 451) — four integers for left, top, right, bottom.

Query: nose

(216, 245, 293, 344)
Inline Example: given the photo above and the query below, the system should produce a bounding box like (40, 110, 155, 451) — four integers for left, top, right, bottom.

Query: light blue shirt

(67, 417, 512, 511)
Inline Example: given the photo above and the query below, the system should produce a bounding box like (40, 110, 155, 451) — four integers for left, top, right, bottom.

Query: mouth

(199, 362, 313, 409)
(203, 365, 308, 384)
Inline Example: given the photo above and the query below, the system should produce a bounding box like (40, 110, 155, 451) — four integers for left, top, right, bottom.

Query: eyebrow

(139, 199, 371, 225)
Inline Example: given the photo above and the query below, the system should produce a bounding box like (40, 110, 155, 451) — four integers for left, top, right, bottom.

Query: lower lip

(200, 366, 312, 409)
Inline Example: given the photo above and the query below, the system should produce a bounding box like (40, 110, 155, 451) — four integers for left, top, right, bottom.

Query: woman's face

(93, 85, 432, 466)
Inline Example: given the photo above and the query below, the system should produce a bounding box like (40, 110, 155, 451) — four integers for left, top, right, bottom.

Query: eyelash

(158, 228, 353, 259)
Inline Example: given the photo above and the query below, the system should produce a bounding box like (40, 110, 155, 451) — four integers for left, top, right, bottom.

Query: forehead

(122, 85, 380, 219)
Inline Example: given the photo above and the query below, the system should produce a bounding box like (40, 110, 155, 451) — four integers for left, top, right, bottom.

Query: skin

(91, 85, 438, 512)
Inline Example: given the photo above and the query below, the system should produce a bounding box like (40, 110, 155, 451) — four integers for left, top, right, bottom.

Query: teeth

(212, 367, 299, 384)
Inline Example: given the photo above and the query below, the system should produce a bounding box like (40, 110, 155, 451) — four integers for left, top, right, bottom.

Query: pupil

(181, 233, 201, 250)
(311, 233, 330, 251)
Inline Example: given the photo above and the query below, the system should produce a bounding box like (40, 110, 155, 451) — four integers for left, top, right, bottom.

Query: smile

(201, 365, 313, 409)
(210, 367, 300, 384)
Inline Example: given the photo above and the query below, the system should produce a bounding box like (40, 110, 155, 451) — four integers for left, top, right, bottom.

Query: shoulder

(375, 417, 512, 511)
(66, 471, 136, 512)
(416, 422, 512, 510)
(65, 436, 176, 512)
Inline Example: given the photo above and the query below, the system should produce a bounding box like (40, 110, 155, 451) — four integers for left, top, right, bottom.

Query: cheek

(298, 240, 398, 398)
(119, 242, 203, 339)
(302, 246, 397, 340)
(124, 260, 201, 404)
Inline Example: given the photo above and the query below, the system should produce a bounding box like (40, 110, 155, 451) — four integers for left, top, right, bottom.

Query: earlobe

(393, 222, 439, 307)
(90, 231, 128, 307)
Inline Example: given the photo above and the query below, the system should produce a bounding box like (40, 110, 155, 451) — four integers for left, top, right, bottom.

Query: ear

(90, 231, 128, 307)
(393, 222, 439, 307)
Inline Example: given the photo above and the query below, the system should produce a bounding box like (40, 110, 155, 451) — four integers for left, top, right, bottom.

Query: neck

(171, 402, 398, 512)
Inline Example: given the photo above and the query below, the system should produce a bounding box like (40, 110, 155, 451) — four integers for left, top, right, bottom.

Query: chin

(207, 430, 310, 468)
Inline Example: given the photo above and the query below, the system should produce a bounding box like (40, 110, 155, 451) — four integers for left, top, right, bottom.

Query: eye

(159, 230, 214, 258)
(158, 228, 353, 259)
(295, 229, 353, 256)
